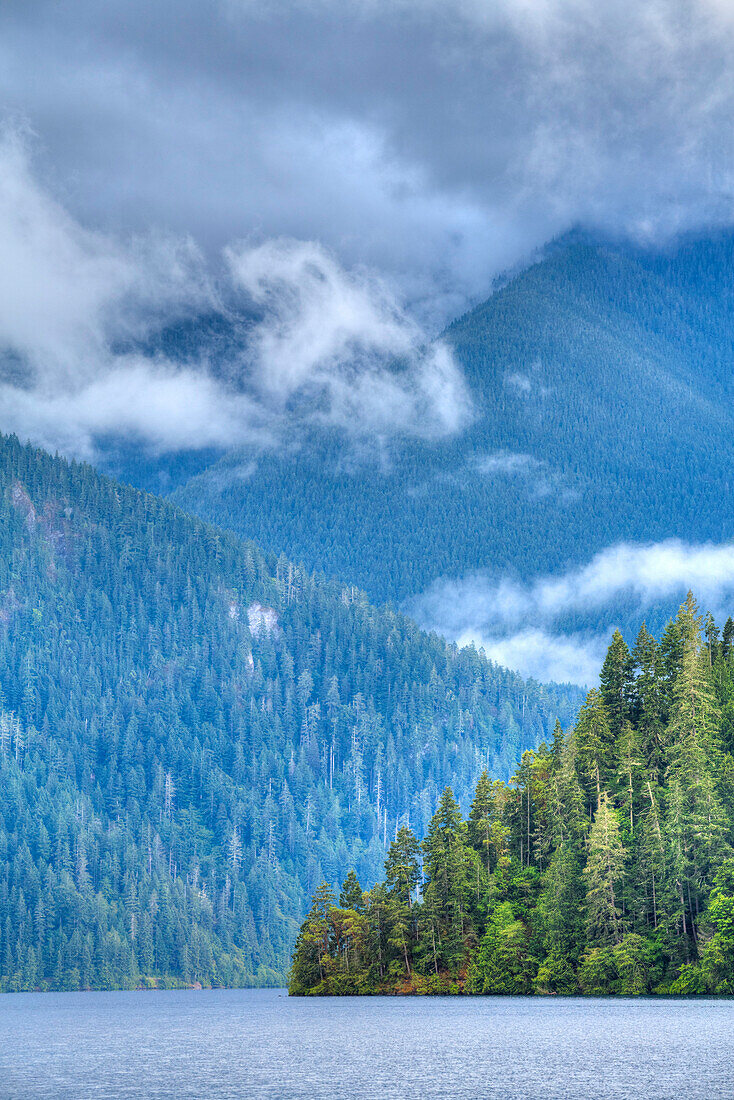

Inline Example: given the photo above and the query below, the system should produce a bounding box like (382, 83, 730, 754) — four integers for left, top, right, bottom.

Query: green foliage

(339, 871, 364, 912)
(291, 595, 734, 996)
(584, 794, 626, 947)
(419, 789, 474, 976)
(670, 859, 734, 994)
(466, 902, 535, 994)
(600, 631, 633, 741)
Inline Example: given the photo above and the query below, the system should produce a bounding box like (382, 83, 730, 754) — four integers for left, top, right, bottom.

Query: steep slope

(171, 232, 734, 638)
(0, 434, 577, 990)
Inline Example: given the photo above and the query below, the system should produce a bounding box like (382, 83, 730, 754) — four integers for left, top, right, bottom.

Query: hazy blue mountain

(164, 232, 734, 647)
(0, 433, 577, 990)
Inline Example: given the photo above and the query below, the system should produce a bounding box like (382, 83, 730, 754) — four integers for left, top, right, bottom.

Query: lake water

(0, 988, 731, 1098)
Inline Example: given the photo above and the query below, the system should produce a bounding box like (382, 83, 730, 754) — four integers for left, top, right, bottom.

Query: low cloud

(504, 373, 533, 395)
(228, 238, 472, 439)
(471, 450, 570, 501)
(1, 361, 273, 458)
(474, 451, 539, 476)
(470, 629, 608, 688)
(410, 538, 734, 684)
(0, 132, 471, 458)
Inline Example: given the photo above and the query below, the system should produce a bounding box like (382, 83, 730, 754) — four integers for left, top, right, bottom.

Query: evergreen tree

(536, 840, 585, 967)
(722, 618, 734, 666)
(600, 630, 633, 740)
(419, 789, 472, 975)
(288, 882, 335, 994)
(631, 623, 666, 781)
(384, 827, 421, 980)
(285, 603, 734, 998)
(574, 689, 614, 815)
(616, 721, 643, 838)
(384, 828, 421, 906)
(0, 432, 575, 991)
(665, 594, 730, 943)
(467, 770, 494, 874)
(584, 794, 626, 947)
(340, 871, 364, 912)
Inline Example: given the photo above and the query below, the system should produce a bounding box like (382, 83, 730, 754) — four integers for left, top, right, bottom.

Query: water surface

(0, 988, 730, 1098)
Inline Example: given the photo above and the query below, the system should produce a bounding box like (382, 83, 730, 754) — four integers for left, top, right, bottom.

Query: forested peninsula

(290, 595, 734, 996)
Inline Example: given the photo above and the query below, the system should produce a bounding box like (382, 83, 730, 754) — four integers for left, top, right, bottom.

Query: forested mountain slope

(291, 596, 734, 996)
(0, 433, 577, 991)
(171, 233, 734, 636)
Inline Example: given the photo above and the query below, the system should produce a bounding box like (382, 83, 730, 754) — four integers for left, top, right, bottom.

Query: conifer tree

(722, 617, 734, 666)
(616, 721, 643, 838)
(292, 602, 734, 998)
(659, 617, 684, 715)
(665, 594, 730, 941)
(537, 840, 585, 965)
(550, 719, 565, 772)
(0, 432, 577, 991)
(339, 871, 364, 912)
(385, 828, 421, 906)
(467, 770, 494, 874)
(549, 727, 587, 848)
(632, 623, 666, 781)
(705, 613, 720, 668)
(574, 689, 614, 815)
(600, 630, 633, 740)
(419, 789, 471, 975)
(384, 827, 421, 979)
(288, 882, 335, 993)
(584, 793, 626, 946)
(634, 776, 670, 933)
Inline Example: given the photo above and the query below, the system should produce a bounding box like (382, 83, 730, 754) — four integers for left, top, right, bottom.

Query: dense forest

(0, 432, 577, 992)
(291, 595, 734, 995)
(169, 232, 734, 641)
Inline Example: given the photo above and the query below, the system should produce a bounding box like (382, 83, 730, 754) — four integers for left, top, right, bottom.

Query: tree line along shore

(290, 595, 734, 995)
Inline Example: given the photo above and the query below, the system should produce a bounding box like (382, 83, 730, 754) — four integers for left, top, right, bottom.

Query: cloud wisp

(476, 630, 608, 689)
(0, 132, 470, 459)
(409, 538, 734, 685)
(228, 238, 472, 439)
(473, 452, 539, 477)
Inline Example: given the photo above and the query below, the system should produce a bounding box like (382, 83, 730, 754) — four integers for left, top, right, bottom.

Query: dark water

(0, 988, 731, 1099)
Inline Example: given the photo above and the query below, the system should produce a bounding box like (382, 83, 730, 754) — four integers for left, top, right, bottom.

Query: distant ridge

(170, 231, 734, 642)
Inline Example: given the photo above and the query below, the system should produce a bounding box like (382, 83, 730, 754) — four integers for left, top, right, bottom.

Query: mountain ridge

(165, 231, 734, 655)
(0, 431, 578, 990)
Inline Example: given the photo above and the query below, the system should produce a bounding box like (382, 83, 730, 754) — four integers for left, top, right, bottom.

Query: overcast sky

(2, 0, 734, 460)
(3, 1, 734, 681)
(4, 0, 734, 315)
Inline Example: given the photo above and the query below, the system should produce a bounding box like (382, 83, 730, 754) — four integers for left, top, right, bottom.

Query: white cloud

(525, 540, 734, 619)
(0, 127, 252, 458)
(410, 537, 734, 684)
(505, 373, 533, 394)
(227, 237, 472, 438)
(0, 360, 273, 458)
(4, 0, 734, 314)
(0, 128, 211, 372)
(474, 451, 539, 476)
(464, 628, 607, 687)
(0, 133, 472, 458)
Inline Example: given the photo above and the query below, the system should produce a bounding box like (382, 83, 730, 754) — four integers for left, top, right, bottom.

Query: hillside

(0, 433, 577, 991)
(170, 232, 734, 642)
